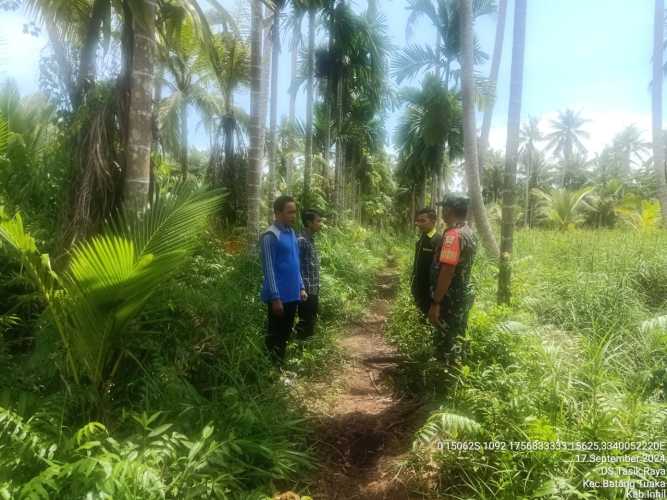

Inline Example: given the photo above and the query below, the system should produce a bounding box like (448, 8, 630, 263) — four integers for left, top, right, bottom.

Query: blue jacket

(259, 223, 304, 303)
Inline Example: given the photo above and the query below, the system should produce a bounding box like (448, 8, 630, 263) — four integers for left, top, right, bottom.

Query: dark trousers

(266, 301, 298, 362)
(296, 294, 319, 340)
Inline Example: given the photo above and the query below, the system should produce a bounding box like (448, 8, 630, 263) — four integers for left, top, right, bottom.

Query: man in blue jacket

(260, 195, 307, 363)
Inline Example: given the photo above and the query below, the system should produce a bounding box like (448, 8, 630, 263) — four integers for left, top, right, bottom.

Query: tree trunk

(323, 29, 334, 178)
(497, 0, 526, 305)
(523, 154, 531, 228)
(124, 0, 156, 209)
(334, 75, 345, 216)
(304, 8, 316, 206)
(653, 0, 667, 224)
(150, 65, 163, 201)
(269, 7, 280, 206)
(460, 0, 499, 259)
(77, 0, 108, 106)
(180, 99, 188, 180)
(478, 0, 507, 176)
(287, 18, 299, 187)
(260, 3, 271, 218)
(247, 0, 263, 243)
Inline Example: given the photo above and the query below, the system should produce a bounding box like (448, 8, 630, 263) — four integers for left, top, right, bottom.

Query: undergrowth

(387, 228, 667, 499)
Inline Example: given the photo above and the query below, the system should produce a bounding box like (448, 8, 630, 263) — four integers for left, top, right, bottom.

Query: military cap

(438, 192, 470, 211)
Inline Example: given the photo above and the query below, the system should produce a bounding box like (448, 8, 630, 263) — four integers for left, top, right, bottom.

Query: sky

(0, 0, 658, 158)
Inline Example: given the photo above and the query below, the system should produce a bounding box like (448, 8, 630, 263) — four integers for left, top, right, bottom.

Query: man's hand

(428, 302, 440, 326)
(300, 289, 308, 302)
(271, 299, 284, 317)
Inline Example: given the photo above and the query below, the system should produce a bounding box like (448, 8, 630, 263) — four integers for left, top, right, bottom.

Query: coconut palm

(584, 179, 624, 228)
(393, 0, 495, 89)
(460, 0, 499, 258)
(157, 17, 223, 180)
(519, 116, 542, 226)
(124, 0, 157, 209)
(610, 125, 650, 179)
(532, 187, 593, 230)
(479, 0, 507, 175)
(545, 109, 590, 187)
(497, 0, 526, 305)
(0, 188, 223, 400)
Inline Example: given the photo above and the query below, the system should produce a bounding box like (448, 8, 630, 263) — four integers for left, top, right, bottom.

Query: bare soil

(300, 299, 429, 499)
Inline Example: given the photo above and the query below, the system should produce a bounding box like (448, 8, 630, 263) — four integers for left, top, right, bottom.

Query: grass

(0, 221, 391, 499)
(386, 228, 667, 499)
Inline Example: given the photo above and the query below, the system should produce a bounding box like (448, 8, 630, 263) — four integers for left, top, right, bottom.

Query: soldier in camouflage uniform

(428, 193, 478, 363)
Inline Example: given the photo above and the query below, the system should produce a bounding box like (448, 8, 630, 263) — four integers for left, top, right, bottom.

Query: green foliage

(390, 229, 667, 499)
(0, 189, 224, 395)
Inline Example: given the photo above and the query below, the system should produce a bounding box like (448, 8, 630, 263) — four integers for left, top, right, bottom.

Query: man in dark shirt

(260, 195, 307, 363)
(296, 209, 322, 340)
(411, 208, 441, 316)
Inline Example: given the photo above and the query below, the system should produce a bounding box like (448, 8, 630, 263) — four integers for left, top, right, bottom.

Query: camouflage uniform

(430, 221, 477, 362)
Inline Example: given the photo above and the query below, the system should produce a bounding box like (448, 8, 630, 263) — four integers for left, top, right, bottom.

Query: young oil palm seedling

(0, 188, 223, 406)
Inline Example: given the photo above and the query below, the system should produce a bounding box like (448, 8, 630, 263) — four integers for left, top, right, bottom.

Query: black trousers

(266, 301, 298, 362)
(296, 294, 319, 340)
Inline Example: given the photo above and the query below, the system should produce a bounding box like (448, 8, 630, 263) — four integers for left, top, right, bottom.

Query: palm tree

(532, 187, 593, 230)
(303, 5, 316, 205)
(519, 116, 542, 226)
(395, 74, 463, 211)
(285, 8, 304, 186)
(268, 1, 286, 207)
(652, 0, 667, 225)
(248, 0, 264, 241)
(395, 0, 495, 89)
(545, 109, 590, 187)
(124, 0, 157, 209)
(157, 18, 222, 180)
(459, 0, 499, 258)
(479, 0, 507, 175)
(610, 125, 650, 178)
(497, 0, 526, 305)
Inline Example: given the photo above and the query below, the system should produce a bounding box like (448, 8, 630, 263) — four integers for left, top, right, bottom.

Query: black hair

(415, 207, 437, 221)
(445, 205, 468, 218)
(273, 195, 296, 214)
(302, 208, 322, 227)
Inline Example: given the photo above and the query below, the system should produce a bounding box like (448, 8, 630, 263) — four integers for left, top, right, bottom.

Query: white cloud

(0, 11, 48, 95)
(488, 110, 653, 159)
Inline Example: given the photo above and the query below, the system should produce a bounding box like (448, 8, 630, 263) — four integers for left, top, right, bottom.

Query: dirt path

(299, 298, 428, 499)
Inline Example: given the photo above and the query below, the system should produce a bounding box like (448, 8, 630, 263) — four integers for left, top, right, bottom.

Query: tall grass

(388, 228, 667, 499)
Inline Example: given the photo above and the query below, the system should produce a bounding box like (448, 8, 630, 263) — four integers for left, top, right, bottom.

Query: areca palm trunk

(180, 99, 188, 180)
(460, 0, 499, 259)
(269, 6, 280, 205)
(653, 0, 667, 225)
(248, 0, 264, 242)
(334, 73, 344, 215)
(497, 0, 526, 305)
(287, 19, 299, 187)
(323, 28, 334, 178)
(478, 0, 507, 175)
(304, 8, 316, 206)
(124, 0, 156, 209)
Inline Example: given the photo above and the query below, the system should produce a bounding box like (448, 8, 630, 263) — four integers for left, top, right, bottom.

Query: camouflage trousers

(433, 299, 473, 364)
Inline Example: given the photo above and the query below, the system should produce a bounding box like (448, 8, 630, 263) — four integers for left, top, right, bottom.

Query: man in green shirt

(429, 194, 478, 363)
(411, 208, 441, 316)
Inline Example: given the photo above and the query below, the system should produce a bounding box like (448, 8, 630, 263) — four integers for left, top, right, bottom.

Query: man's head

(274, 195, 297, 226)
(302, 209, 323, 234)
(438, 193, 469, 226)
(415, 208, 437, 234)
